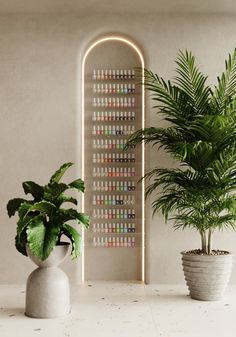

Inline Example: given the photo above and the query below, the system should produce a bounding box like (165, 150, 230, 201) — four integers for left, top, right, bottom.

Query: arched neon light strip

(81, 36, 145, 282)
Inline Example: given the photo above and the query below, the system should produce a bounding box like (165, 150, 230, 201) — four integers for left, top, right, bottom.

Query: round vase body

(25, 243, 70, 318)
(181, 251, 233, 301)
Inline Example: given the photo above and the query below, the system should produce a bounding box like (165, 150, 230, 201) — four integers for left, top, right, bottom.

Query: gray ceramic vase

(182, 251, 233, 301)
(25, 243, 70, 318)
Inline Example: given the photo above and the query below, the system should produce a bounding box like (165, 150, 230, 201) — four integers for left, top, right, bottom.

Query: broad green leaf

(18, 202, 34, 219)
(76, 213, 90, 228)
(7, 161, 90, 259)
(15, 233, 27, 256)
(58, 209, 90, 228)
(50, 162, 73, 184)
(44, 182, 68, 201)
(62, 224, 81, 259)
(25, 201, 57, 218)
(22, 181, 44, 200)
(17, 214, 45, 242)
(57, 194, 77, 207)
(27, 220, 60, 260)
(69, 179, 85, 192)
(16, 218, 27, 237)
(15, 203, 35, 244)
(7, 198, 28, 217)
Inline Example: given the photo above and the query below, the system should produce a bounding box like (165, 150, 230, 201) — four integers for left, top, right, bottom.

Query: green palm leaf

(127, 49, 236, 253)
(212, 48, 236, 112)
(142, 68, 193, 118)
(175, 50, 212, 114)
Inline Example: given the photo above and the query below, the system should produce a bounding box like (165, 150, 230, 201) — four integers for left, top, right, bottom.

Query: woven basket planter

(181, 251, 233, 301)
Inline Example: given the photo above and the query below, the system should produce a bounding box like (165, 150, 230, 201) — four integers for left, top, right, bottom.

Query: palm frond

(174, 50, 212, 114)
(212, 48, 236, 112)
(127, 50, 236, 251)
(143, 68, 194, 118)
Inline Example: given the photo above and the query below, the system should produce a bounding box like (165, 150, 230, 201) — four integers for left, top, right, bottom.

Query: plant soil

(185, 249, 230, 256)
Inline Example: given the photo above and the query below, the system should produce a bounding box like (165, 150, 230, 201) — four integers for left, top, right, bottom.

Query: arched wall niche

(82, 35, 145, 281)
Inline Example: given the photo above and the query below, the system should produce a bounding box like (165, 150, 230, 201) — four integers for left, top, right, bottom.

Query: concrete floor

(0, 282, 235, 337)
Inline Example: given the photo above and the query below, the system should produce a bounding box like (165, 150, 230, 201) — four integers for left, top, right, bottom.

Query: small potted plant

(126, 50, 236, 300)
(7, 162, 90, 317)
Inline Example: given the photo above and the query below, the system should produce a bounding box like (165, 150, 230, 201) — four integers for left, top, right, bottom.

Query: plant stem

(200, 230, 207, 253)
(207, 229, 213, 254)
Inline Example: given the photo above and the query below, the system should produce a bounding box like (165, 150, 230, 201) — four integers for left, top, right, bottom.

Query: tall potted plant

(126, 50, 236, 300)
(7, 162, 90, 317)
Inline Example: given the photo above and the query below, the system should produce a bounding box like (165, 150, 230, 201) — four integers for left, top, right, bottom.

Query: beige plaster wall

(1, 13, 236, 284)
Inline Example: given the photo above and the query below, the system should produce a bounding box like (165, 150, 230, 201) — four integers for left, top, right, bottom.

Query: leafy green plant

(126, 50, 236, 254)
(7, 162, 90, 260)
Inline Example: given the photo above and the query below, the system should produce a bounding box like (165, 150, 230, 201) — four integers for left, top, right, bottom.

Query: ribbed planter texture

(181, 251, 233, 301)
(25, 243, 70, 318)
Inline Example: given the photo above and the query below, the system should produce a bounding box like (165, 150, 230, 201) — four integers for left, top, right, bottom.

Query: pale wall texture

(1, 13, 236, 284)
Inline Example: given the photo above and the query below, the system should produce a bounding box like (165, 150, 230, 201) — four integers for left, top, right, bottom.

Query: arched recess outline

(81, 35, 145, 282)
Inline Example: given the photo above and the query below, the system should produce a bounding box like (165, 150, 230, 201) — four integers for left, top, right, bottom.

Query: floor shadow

(146, 293, 191, 302)
(0, 307, 25, 317)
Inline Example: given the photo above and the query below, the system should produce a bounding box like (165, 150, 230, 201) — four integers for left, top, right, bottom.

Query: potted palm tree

(7, 162, 90, 317)
(126, 50, 236, 300)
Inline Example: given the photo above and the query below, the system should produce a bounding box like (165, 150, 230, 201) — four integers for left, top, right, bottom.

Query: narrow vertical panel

(83, 38, 144, 281)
